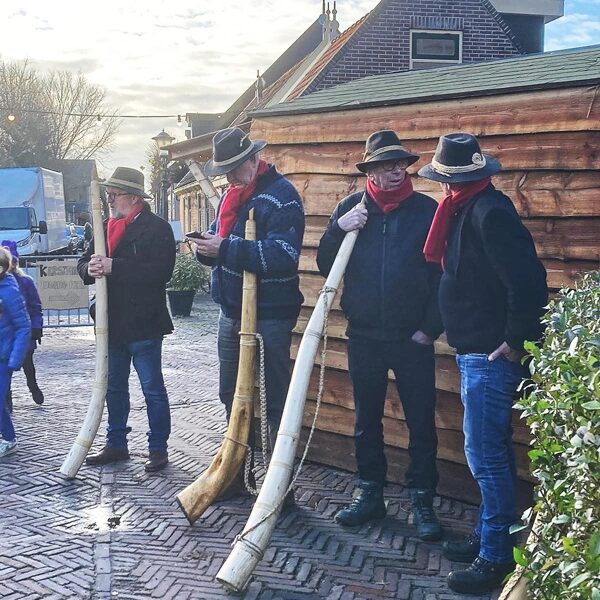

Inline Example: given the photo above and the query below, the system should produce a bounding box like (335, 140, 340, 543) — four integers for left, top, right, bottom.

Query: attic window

(410, 30, 462, 70)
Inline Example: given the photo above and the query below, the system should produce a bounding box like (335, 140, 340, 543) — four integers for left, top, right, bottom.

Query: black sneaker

(410, 489, 443, 541)
(31, 388, 44, 405)
(447, 556, 515, 595)
(335, 480, 386, 527)
(443, 532, 481, 563)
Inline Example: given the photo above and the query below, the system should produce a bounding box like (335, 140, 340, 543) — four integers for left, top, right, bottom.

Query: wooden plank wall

(251, 86, 600, 505)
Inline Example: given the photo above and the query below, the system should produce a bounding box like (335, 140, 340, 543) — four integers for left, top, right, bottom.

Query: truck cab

(0, 167, 68, 255)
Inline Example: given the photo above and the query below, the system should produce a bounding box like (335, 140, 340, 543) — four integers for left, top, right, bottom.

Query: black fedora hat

(101, 167, 151, 198)
(418, 133, 501, 183)
(355, 130, 420, 173)
(204, 127, 267, 177)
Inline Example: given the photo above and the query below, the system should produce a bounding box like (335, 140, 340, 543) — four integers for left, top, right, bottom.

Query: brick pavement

(1, 295, 500, 600)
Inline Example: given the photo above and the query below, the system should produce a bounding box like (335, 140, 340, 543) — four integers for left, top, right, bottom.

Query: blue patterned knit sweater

(199, 165, 305, 320)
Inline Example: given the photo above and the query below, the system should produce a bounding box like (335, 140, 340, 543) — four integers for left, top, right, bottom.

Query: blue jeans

(218, 312, 295, 429)
(0, 362, 16, 442)
(348, 336, 438, 490)
(106, 338, 170, 452)
(457, 353, 525, 563)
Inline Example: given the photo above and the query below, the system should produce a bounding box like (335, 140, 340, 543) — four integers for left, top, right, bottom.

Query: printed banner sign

(37, 262, 89, 310)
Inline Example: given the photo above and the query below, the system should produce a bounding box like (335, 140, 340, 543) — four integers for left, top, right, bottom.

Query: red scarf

(366, 175, 414, 214)
(107, 205, 144, 257)
(218, 160, 270, 238)
(423, 177, 492, 265)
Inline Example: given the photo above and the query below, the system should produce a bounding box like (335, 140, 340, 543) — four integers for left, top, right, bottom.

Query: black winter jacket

(439, 185, 548, 354)
(317, 190, 443, 341)
(78, 205, 176, 344)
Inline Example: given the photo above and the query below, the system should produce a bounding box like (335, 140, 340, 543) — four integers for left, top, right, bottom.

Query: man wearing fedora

(419, 133, 547, 594)
(189, 127, 304, 498)
(78, 167, 176, 472)
(317, 130, 444, 540)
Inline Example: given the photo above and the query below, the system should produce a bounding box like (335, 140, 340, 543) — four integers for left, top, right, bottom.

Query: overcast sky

(1, 0, 599, 180)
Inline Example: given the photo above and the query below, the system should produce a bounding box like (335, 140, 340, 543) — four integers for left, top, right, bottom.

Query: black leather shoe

(31, 387, 44, 405)
(144, 450, 169, 472)
(335, 480, 386, 527)
(86, 446, 130, 465)
(410, 489, 443, 541)
(443, 532, 481, 563)
(447, 557, 515, 595)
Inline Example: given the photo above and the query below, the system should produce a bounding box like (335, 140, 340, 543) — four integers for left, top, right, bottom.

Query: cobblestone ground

(1, 295, 500, 600)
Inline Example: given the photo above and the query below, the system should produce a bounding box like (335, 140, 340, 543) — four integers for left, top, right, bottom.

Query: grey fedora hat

(101, 167, 151, 198)
(355, 130, 420, 173)
(418, 133, 501, 183)
(204, 127, 267, 177)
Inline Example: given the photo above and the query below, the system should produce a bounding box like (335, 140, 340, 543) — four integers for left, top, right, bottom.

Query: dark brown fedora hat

(355, 130, 420, 173)
(101, 167, 151, 198)
(204, 127, 267, 177)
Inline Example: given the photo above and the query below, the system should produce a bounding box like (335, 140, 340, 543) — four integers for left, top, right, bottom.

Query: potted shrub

(167, 252, 208, 317)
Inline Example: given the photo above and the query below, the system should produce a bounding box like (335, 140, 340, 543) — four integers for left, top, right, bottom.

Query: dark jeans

(348, 336, 438, 491)
(457, 353, 525, 563)
(0, 362, 16, 442)
(5, 349, 39, 402)
(106, 338, 171, 452)
(21, 350, 39, 392)
(217, 312, 295, 430)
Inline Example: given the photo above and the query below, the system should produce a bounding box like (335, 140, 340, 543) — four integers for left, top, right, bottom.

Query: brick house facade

(308, 0, 524, 94)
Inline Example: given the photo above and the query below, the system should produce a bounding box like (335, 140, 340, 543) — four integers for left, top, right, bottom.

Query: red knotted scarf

(423, 177, 492, 265)
(218, 160, 270, 238)
(107, 205, 144, 257)
(366, 175, 414, 214)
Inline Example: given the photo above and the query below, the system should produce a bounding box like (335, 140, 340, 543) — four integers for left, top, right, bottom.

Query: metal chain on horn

(234, 285, 335, 546)
(243, 332, 270, 496)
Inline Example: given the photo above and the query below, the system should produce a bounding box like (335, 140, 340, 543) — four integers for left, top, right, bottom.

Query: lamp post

(151, 129, 175, 220)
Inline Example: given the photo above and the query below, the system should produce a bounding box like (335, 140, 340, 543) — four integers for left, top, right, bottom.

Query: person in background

(419, 133, 548, 595)
(78, 167, 176, 473)
(317, 130, 444, 540)
(1, 240, 44, 412)
(0, 246, 31, 458)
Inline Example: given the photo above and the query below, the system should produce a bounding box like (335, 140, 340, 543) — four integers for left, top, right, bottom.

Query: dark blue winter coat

(198, 165, 305, 320)
(317, 190, 443, 342)
(0, 273, 31, 370)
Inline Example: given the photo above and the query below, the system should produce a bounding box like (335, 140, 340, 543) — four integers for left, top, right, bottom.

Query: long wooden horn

(60, 180, 108, 479)
(216, 195, 366, 592)
(176, 209, 257, 524)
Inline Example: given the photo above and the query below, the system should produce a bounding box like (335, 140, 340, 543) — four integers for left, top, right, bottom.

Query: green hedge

(516, 271, 600, 599)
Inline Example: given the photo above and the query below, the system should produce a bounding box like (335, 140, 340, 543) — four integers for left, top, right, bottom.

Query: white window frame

(410, 29, 463, 70)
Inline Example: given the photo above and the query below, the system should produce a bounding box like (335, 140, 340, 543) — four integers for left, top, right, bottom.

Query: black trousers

(347, 336, 439, 491)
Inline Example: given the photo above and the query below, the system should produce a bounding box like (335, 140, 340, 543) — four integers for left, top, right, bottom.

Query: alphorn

(177, 209, 257, 524)
(60, 180, 108, 479)
(216, 195, 366, 592)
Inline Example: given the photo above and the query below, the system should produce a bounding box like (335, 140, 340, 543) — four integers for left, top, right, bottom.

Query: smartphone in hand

(186, 231, 205, 240)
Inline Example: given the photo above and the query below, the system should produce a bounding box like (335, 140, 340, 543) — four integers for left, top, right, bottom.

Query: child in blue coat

(0, 247, 31, 457)
(2, 241, 44, 409)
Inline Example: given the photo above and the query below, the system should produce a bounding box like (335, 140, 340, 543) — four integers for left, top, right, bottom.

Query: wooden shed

(249, 45, 600, 504)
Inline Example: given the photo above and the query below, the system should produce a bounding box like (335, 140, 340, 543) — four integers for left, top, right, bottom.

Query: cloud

(545, 12, 600, 50)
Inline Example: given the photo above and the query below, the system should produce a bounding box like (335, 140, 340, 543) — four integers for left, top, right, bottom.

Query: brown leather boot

(86, 446, 130, 465)
(144, 450, 168, 472)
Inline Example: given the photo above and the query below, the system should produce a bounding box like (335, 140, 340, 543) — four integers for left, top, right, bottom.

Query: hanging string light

(2, 107, 186, 128)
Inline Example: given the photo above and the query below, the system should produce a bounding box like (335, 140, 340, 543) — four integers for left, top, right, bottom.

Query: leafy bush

(168, 252, 209, 292)
(516, 271, 600, 599)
